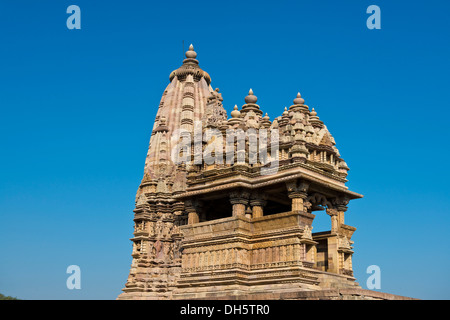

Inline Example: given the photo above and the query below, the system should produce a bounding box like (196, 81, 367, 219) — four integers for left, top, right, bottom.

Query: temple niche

(117, 45, 407, 300)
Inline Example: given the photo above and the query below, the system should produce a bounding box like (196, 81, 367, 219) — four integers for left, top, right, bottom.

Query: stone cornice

(176, 164, 362, 200)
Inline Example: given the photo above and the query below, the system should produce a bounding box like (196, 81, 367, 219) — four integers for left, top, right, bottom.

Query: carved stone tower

(117, 45, 375, 300)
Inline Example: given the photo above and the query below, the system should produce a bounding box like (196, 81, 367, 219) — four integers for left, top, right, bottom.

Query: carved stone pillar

(289, 193, 306, 211)
(326, 207, 339, 233)
(326, 236, 339, 274)
(250, 192, 267, 218)
(337, 224, 356, 275)
(229, 190, 250, 217)
(188, 211, 199, 225)
(325, 207, 340, 274)
(185, 199, 201, 225)
(286, 179, 309, 212)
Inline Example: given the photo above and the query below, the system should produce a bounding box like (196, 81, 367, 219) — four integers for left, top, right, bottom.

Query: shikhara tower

(117, 45, 407, 300)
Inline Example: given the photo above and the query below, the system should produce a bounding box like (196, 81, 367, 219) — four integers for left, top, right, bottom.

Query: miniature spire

(228, 105, 243, 125)
(231, 105, 241, 118)
(310, 108, 319, 119)
(279, 107, 290, 126)
(309, 107, 323, 127)
(260, 112, 272, 128)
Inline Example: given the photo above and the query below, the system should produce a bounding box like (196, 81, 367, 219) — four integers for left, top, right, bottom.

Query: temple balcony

(177, 210, 355, 290)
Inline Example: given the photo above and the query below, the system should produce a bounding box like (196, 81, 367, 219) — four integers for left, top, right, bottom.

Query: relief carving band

(117, 45, 408, 301)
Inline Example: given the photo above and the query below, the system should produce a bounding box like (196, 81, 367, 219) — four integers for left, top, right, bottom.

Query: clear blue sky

(0, 0, 449, 300)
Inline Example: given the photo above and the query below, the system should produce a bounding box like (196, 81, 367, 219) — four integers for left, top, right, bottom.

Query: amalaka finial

(185, 44, 197, 59)
(245, 88, 258, 104)
(293, 92, 305, 105)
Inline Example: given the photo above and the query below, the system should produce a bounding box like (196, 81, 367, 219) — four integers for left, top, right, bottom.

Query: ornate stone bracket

(286, 179, 310, 212)
(307, 192, 333, 210)
(332, 196, 350, 226)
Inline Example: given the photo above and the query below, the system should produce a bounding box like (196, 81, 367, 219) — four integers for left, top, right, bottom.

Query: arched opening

(311, 209, 331, 233)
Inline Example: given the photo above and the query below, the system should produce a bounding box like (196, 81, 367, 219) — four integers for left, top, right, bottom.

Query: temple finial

(185, 44, 197, 59)
(245, 89, 258, 104)
(293, 92, 305, 105)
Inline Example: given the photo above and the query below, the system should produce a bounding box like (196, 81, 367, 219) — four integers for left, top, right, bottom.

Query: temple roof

(137, 45, 355, 204)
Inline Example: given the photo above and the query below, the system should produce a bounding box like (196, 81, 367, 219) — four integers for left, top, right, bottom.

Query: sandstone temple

(117, 45, 410, 300)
